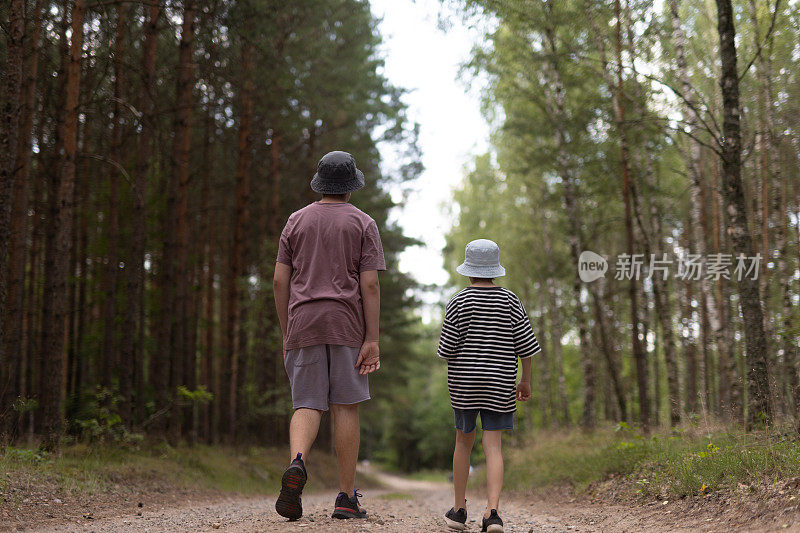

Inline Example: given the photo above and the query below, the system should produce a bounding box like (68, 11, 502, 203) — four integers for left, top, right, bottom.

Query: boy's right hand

(516, 381, 531, 402)
(356, 341, 380, 375)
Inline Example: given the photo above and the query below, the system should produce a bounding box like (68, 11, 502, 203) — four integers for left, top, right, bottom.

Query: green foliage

(1, 447, 49, 466)
(176, 386, 214, 406)
(11, 396, 38, 414)
(66, 387, 128, 443)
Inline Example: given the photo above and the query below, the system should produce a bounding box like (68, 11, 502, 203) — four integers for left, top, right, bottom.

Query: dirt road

(22, 467, 800, 532)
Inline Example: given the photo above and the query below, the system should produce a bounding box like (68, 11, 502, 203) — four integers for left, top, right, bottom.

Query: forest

(1, 0, 800, 476)
(0, 0, 422, 454)
(444, 0, 800, 436)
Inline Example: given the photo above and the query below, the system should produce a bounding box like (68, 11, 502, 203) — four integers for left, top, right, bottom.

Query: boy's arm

(357, 269, 380, 374)
(437, 300, 459, 360)
(517, 356, 532, 401)
(273, 262, 292, 339)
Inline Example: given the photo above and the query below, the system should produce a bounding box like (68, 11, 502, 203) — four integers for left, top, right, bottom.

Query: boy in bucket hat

(438, 239, 540, 533)
(273, 150, 385, 521)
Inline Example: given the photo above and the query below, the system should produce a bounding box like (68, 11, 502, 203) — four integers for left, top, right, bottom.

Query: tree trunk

(583, 0, 647, 429)
(648, 167, 681, 426)
(170, 0, 197, 443)
(126, 0, 161, 429)
(2, 0, 44, 440)
(541, 4, 594, 427)
(200, 111, 216, 442)
(590, 283, 627, 422)
(268, 130, 282, 237)
(224, 39, 255, 439)
(715, 0, 772, 426)
(101, 2, 128, 396)
(748, 0, 798, 418)
(668, 0, 730, 420)
(39, 0, 86, 450)
(610, 0, 648, 432)
(0, 0, 26, 362)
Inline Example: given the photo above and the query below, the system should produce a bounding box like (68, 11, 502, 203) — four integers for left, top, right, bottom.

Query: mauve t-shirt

(276, 201, 386, 350)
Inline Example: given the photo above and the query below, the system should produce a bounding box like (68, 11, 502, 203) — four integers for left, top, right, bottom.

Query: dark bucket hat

(310, 151, 365, 194)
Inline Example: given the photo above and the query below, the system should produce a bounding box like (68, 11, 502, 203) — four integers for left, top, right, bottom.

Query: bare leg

(331, 403, 360, 494)
(453, 429, 475, 510)
(482, 430, 503, 517)
(289, 408, 323, 461)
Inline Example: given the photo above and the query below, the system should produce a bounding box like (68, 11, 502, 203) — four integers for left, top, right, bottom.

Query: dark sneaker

(444, 507, 467, 530)
(481, 509, 504, 533)
(332, 490, 367, 519)
(275, 453, 307, 521)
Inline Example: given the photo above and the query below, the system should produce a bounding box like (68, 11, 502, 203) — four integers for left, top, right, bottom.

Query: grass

(379, 492, 413, 500)
(499, 423, 800, 499)
(0, 443, 317, 498)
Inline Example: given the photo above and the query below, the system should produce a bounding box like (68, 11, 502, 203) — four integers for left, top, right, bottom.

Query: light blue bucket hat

(455, 239, 506, 278)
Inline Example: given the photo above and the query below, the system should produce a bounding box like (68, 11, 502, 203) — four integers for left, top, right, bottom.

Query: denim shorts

(283, 344, 370, 411)
(453, 408, 514, 433)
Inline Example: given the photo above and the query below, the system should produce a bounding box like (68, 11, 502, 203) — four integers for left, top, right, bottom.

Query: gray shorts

(284, 344, 370, 411)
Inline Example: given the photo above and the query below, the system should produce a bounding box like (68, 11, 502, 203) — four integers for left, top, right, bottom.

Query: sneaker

(331, 490, 367, 519)
(481, 509, 504, 533)
(444, 506, 467, 530)
(275, 453, 307, 521)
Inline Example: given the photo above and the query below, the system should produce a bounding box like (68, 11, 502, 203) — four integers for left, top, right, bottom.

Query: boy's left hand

(516, 381, 531, 402)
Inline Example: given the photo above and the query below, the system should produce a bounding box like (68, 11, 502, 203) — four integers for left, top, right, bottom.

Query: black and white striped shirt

(437, 286, 541, 413)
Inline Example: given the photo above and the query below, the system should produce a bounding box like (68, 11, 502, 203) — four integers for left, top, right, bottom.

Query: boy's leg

(482, 430, 503, 517)
(290, 408, 323, 461)
(331, 402, 359, 494)
(453, 428, 476, 510)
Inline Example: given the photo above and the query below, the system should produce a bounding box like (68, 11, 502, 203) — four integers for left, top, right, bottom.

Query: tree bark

(39, 0, 86, 450)
(126, 0, 161, 429)
(748, 0, 798, 418)
(225, 38, 255, 438)
(200, 110, 216, 442)
(170, 0, 197, 443)
(715, 0, 772, 426)
(2, 0, 44, 440)
(0, 0, 26, 362)
(101, 2, 128, 397)
(668, 0, 731, 419)
(541, 2, 594, 427)
(608, 0, 648, 432)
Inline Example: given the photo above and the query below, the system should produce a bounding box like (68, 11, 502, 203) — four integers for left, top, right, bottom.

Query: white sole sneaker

(444, 516, 467, 530)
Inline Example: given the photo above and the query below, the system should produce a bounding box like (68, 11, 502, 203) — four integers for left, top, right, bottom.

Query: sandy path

(23, 467, 800, 532)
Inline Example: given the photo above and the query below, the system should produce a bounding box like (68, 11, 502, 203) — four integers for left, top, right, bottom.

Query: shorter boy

(438, 239, 540, 533)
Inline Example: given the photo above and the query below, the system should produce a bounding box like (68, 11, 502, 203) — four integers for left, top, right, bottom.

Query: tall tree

(715, 0, 772, 426)
(125, 0, 162, 428)
(39, 0, 87, 450)
(2, 0, 43, 439)
(0, 0, 26, 404)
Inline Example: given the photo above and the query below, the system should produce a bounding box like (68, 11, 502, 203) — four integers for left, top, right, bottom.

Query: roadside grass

(498, 423, 800, 499)
(0, 443, 319, 498)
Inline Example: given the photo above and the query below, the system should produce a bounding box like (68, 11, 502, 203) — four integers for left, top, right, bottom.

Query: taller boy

(273, 151, 385, 521)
